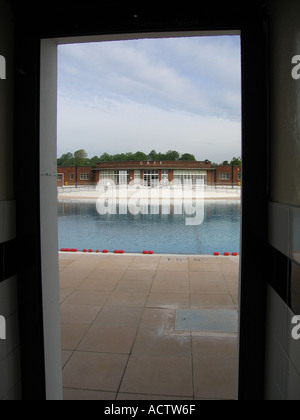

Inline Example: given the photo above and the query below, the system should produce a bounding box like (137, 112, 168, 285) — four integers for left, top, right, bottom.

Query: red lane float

(61, 248, 159, 255)
(213, 251, 238, 256)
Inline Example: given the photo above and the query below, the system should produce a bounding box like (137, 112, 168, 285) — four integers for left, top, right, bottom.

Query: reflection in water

(58, 199, 240, 254)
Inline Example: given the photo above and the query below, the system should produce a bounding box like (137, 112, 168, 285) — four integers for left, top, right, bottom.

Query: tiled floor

(60, 253, 239, 400)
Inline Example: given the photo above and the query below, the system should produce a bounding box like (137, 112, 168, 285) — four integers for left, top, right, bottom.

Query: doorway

(55, 33, 241, 400)
(20, 8, 268, 400)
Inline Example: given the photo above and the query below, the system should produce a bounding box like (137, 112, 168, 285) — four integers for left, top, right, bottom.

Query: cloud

(57, 35, 241, 162)
(57, 95, 241, 162)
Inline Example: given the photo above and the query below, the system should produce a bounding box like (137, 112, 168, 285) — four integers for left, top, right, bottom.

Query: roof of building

(93, 160, 215, 170)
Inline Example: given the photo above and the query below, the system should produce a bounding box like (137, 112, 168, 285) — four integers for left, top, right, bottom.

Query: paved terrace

(60, 253, 239, 400)
(57, 187, 241, 201)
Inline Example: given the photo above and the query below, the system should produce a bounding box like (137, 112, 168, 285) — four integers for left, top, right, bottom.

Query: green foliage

(230, 156, 242, 166)
(179, 153, 197, 161)
(57, 150, 242, 167)
(132, 151, 149, 161)
(57, 152, 75, 166)
(74, 149, 88, 166)
(58, 149, 198, 166)
(212, 157, 242, 167)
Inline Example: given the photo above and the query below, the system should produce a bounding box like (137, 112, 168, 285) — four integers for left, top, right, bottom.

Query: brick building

(57, 161, 242, 187)
(57, 166, 95, 187)
(216, 165, 242, 186)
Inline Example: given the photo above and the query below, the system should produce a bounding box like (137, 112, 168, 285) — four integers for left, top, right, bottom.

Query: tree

(179, 153, 196, 161)
(57, 152, 74, 166)
(164, 150, 180, 161)
(112, 154, 126, 162)
(89, 156, 100, 166)
(99, 153, 112, 162)
(125, 152, 134, 161)
(230, 156, 242, 166)
(148, 150, 159, 161)
(57, 149, 203, 166)
(74, 149, 88, 166)
(132, 151, 148, 161)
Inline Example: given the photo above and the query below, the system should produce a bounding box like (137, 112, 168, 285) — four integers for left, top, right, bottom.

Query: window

(119, 170, 128, 185)
(80, 173, 90, 180)
(160, 170, 169, 186)
(99, 170, 128, 185)
(161, 170, 169, 180)
(70, 173, 74, 180)
(144, 170, 159, 187)
(237, 173, 241, 181)
(173, 170, 207, 186)
(57, 174, 62, 181)
(219, 173, 230, 180)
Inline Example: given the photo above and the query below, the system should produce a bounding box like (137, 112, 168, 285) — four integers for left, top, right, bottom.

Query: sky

(57, 35, 241, 163)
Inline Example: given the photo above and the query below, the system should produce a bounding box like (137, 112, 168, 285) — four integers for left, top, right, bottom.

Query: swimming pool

(57, 199, 240, 255)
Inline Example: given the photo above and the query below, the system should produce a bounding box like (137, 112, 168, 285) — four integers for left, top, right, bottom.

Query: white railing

(57, 185, 241, 201)
(205, 185, 241, 193)
(58, 184, 241, 192)
(57, 185, 97, 194)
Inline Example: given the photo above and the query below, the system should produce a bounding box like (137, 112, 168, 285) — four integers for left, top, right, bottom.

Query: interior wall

(269, 0, 300, 207)
(0, 0, 22, 400)
(266, 0, 300, 400)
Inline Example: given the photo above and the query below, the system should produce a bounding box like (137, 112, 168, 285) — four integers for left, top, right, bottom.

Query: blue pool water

(57, 199, 240, 255)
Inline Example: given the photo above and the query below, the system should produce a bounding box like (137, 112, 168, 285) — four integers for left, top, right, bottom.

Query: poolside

(58, 187, 241, 201)
(60, 252, 239, 400)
